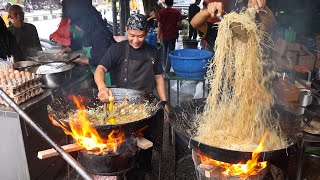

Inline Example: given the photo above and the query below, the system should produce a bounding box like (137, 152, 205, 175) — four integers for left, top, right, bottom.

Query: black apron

(110, 43, 156, 93)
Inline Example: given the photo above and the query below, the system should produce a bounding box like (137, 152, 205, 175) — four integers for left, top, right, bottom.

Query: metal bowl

(28, 62, 75, 89)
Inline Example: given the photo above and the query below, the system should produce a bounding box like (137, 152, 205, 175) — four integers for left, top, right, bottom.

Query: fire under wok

(169, 98, 303, 164)
(47, 88, 164, 138)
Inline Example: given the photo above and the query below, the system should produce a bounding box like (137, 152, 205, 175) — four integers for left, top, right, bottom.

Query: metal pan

(47, 88, 163, 138)
(33, 50, 67, 62)
(13, 61, 40, 70)
(169, 98, 303, 163)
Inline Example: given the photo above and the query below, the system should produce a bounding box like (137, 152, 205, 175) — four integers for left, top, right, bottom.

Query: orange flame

(198, 131, 269, 178)
(49, 95, 124, 153)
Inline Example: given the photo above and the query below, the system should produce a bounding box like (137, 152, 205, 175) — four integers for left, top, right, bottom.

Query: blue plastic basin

(169, 49, 213, 78)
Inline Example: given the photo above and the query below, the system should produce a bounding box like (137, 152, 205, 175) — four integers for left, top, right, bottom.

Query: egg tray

(0, 65, 13, 72)
(0, 87, 44, 105)
(3, 84, 42, 97)
(0, 74, 41, 89)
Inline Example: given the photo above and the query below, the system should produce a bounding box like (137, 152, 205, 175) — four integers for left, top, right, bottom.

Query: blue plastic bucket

(169, 49, 213, 78)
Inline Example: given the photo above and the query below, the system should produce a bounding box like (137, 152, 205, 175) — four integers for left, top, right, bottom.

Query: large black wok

(48, 88, 163, 138)
(299, 104, 320, 135)
(169, 98, 303, 163)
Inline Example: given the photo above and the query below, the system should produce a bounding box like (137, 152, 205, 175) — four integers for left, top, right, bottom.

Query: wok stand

(0, 89, 93, 180)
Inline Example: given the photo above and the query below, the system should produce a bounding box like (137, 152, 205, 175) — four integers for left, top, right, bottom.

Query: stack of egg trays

(0, 74, 44, 105)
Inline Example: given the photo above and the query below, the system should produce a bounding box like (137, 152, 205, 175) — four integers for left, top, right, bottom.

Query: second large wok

(47, 88, 163, 138)
(169, 98, 303, 163)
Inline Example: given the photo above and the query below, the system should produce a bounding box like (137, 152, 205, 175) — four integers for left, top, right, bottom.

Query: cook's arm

(191, 2, 223, 33)
(94, 65, 112, 102)
(155, 74, 170, 113)
(94, 65, 107, 90)
(155, 74, 166, 101)
(177, 20, 183, 29)
(190, 9, 210, 34)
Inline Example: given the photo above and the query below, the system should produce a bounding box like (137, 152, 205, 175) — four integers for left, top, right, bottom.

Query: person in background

(0, 16, 23, 60)
(146, 7, 157, 29)
(188, 0, 201, 40)
(94, 14, 167, 176)
(158, 0, 183, 73)
(8, 5, 41, 59)
(55, 0, 116, 87)
(50, 0, 72, 47)
(191, 0, 276, 50)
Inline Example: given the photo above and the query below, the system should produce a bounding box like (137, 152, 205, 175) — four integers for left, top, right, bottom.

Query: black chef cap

(126, 14, 148, 31)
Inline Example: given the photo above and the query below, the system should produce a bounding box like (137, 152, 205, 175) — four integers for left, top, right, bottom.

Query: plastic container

(145, 28, 157, 47)
(169, 49, 213, 78)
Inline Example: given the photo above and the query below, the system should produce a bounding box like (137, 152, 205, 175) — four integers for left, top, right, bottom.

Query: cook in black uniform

(94, 14, 167, 174)
(94, 13, 166, 103)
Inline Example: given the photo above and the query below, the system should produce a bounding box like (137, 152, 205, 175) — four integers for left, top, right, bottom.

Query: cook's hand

(149, 11, 156, 18)
(248, 0, 266, 11)
(98, 87, 114, 103)
(73, 57, 89, 65)
(55, 47, 71, 58)
(207, 2, 224, 18)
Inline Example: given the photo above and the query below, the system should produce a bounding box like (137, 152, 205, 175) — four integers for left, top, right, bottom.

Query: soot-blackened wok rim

(56, 105, 161, 129)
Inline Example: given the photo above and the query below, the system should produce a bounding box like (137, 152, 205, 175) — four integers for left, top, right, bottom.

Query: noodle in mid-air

(195, 9, 287, 152)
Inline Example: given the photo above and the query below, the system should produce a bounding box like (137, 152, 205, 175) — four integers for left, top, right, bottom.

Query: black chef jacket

(99, 40, 163, 93)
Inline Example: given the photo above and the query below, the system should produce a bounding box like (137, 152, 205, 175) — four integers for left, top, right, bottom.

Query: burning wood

(37, 143, 83, 159)
(196, 131, 269, 179)
(199, 162, 268, 179)
(37, 137, 153, 159)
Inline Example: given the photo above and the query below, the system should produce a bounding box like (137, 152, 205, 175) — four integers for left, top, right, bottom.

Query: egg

(0, 77, 6, 84)
(25, 71, 31, 78)
(15, 73, 21, 79)
(14, 70, 20, 74)
(8, 69, 14, 73)
(9, 73, 14, 79)
(0, 74, 4, 79)
(3, 71, 9, 76)
(0, 71, 4, 75)
(20, 71, 25, 75)
(3, 69, 8, 74)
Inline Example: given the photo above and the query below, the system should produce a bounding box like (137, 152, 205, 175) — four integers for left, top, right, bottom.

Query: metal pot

(299, 90, 313, 107)
(28, 62, 74, 88)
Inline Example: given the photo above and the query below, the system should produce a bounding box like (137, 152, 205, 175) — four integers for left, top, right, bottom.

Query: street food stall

(1, 0, 320, 179)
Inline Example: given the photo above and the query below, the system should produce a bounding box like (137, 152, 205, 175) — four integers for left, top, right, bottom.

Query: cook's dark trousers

(162, 39, 176, 73)
(138, 110, 164, 172)
(189, 26, 197, 40)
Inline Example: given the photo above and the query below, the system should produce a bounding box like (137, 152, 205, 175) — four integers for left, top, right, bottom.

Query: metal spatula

(103, 95, 116, 124)
(55, 55, 81, 69)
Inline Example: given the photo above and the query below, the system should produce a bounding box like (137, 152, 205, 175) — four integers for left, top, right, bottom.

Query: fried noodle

(69, 101, 152, 125)
(195, 9, 287, 151)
